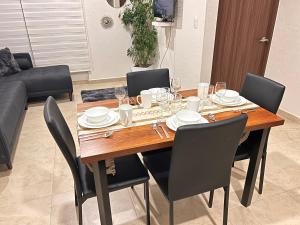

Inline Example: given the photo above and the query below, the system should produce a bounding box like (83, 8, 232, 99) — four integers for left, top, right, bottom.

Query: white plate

(166, 115, 208, 131)
(78, 110, 119, 128)
(210, 94, 247, 107)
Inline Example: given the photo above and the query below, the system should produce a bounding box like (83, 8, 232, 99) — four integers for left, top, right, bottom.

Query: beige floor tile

(0, 196, 51, 225)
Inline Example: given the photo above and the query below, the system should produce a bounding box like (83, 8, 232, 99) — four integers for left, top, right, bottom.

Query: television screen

(153, 0, 176, 21)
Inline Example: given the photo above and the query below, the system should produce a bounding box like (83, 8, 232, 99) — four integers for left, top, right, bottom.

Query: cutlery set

(152, 122, 170, 139)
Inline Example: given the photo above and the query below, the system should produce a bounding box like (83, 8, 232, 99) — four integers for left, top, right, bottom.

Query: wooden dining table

(77, 89, 284, 225)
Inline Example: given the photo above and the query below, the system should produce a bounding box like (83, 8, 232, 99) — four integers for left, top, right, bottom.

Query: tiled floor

(0, 81, 300, 225)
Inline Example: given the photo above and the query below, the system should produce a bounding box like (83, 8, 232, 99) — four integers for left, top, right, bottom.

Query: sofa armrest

(13, 53, 33, 70)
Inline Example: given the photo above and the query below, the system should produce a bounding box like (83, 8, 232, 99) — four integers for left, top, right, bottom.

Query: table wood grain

(78, 90, 284, 164)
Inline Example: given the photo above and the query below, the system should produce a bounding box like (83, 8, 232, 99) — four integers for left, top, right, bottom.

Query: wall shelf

(152, 21, 174, 27)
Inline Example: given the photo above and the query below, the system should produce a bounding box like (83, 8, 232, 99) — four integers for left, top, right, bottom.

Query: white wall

(265, 0, 300, 118)
(83, 0, 207, 89)
(157, 0, 207, 89)
(83, 0, 131, 80)
(200, 0, 219, 83)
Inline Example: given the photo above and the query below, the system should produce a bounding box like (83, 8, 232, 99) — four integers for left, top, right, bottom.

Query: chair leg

(69, 91, 73, 101)
(259, 151, 267, 194)
(76, 202, 83, 225)
(223, 186, 230, 225)
(208, 190, 214, 208)
(75, 191, 78, 206)
(6, 161, 12, 170)
(145, 181, 150, 225)
(169, 201, 174, 225)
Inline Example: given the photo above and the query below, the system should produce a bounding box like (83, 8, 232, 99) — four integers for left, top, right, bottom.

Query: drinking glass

(156, 88, 170, 121)
(215, 82, 226, 98)
(114, 86, 126, 106)
(207, 84, 215, 105)
(171, 93, 182, 114)
(171, 77, 181, 95)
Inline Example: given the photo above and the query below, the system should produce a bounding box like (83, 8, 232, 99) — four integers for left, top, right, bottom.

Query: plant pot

(131, 65, 154, 72)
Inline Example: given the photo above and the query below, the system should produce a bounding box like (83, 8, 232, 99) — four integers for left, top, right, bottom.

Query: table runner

(77, 100, 258, 137)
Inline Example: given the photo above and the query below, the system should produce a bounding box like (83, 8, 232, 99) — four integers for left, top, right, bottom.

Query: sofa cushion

(0, 65, 72, 97)
(0, 81, 27, 152)
(0, 48, 21, 77)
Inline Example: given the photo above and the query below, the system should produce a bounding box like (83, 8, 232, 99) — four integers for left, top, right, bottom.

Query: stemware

(207, 84, 215, 105)
(215, 82, 226, 98)
(114, 86, 127, 106)
(171, 77, 181, 95)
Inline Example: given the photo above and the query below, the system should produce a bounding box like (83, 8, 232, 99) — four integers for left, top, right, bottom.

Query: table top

(77, 89, 284, 163)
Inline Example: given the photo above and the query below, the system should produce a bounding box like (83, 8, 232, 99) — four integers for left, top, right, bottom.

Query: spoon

(152, 123, 163, 139)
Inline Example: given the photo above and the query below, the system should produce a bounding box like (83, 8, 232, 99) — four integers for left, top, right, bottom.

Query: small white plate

(166, 115, 208, 131)
(210, 94, 247, 107)
(78, 110, 119, 128)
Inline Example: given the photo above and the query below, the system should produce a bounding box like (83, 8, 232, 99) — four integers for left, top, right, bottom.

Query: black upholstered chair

(235, 73, 285, 194)
(44, 97, 150, 225)
(126, 68, 170, 97)
(143, 115, 248, 225)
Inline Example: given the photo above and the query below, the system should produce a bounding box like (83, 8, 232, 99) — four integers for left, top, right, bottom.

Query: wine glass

(207, 84, 215, 105)
(171, 77, 181, 96)
(114, 86, 126, 106)
(215, 82, 226, 98)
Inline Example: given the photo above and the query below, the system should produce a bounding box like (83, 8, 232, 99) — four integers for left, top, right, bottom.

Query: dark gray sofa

(0, 53, 73, 169)
(1, 53, 73, 100)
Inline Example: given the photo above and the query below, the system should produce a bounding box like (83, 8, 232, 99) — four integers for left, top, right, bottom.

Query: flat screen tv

(153, 0, 176, 22)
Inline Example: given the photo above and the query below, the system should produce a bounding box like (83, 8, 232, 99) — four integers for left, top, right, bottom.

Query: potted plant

(120, 0, 158, 72)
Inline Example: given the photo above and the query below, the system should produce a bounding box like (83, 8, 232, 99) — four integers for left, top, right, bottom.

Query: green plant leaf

(120, 0, 157, 67)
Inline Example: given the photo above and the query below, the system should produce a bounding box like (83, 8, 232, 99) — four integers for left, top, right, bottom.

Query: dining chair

(235, 73, 285, 194)
(143, 114, 248, 225)
(44, 96, 150, 225)
(126, 68, 170, 97)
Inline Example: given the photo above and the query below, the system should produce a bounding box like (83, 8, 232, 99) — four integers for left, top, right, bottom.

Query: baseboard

(71, 71, 89, 81)
(73, 77, 126, 85)
(278, 109, 300, 122)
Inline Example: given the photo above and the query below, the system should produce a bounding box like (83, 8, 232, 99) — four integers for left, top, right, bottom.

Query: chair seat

(141, 147, 172, 157)
(77, 154, 149, 197)
(234, 144, 251, 161)
(143, 148, 172, 197)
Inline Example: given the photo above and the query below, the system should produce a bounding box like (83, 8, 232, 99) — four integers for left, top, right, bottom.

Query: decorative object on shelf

(120, 0, 158, 71)
(106, 0, 126, 8)
(101, 16, 114, 29)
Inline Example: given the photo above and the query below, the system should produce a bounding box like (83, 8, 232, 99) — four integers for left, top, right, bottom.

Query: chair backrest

(168, 114, 247, 201)
(126, 68, 170, 97)
(240, 73, 285, 113)
(44, 96, 82, 195)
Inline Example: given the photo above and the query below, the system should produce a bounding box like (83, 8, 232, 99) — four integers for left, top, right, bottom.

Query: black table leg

(241, 129, 268, 207)
(92, 161, 113, 225)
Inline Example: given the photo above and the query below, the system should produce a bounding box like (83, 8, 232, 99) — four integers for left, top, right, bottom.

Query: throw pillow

(0, 48, 21, 77)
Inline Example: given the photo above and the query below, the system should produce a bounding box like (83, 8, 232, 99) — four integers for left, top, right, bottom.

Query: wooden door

(210, 0, 280, 91)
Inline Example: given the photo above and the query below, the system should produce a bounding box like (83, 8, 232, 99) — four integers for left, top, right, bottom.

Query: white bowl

(217, 90, 239, 102)
(175, 110, 202, 126)
(84, 107, 109, 124)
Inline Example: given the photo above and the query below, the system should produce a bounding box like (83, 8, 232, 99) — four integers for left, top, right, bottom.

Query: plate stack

(78, 107, 119, 129)
(211, 90, 247, 106)
(166, 110, 208, 131)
